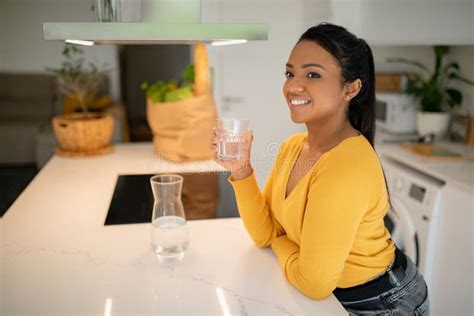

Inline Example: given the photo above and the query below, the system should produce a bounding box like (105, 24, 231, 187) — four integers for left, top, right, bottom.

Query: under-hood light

(211, 39, 247, 46)
(65, 39, 95, 46)
(44, 1, 267, 45)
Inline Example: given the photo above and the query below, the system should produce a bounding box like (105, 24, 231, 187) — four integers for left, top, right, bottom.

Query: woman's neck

(305, 118, 358, 154)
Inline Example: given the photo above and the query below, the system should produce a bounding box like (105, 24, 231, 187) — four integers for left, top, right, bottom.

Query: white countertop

(376, 141, 474, 194)
(1, 143, 345, 315)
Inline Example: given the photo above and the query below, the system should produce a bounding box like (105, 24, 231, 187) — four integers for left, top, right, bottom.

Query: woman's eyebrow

(286, 63, 326, 70)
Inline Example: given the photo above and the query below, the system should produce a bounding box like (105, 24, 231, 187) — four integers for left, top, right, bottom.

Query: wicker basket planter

(52, 113, 114, 156)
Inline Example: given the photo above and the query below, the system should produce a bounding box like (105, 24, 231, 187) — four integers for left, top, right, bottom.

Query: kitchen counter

(376, 141, 474, 194)
(1, 143, 345, 315)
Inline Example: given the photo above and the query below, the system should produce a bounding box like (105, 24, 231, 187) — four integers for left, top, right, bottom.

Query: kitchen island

(1, 143, 345, 315)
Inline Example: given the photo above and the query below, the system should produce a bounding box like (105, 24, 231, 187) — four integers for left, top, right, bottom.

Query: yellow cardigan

(229, 133, 395, 300)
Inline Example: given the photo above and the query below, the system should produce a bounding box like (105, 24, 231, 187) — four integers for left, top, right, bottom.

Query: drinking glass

(150, 174, 188, 258)
(216, 118, 250, 160)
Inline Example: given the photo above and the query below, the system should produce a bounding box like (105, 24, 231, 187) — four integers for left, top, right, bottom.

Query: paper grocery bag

(146, 43, 217, 162)
(146, 94, 216, 162)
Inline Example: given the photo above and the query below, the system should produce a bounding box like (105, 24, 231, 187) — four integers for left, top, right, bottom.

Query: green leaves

(449, 72, 474, 85)
(181, 64, 195, 85)
(141, 80, 179, 102)
(47, 43, 106, 114)
(141, 63, 196, 103)
(386, 57, 430, 74)
(386, 45, 473, 112)
(446, 88, 463, 107)
(444, 61, 460, 74)
(164, 86, 194, 102)
(420, 81, 443, 112)
(434, 46, 449, 60)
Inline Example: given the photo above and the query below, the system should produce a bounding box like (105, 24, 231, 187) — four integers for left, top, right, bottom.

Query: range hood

(43, 0, 267, 45)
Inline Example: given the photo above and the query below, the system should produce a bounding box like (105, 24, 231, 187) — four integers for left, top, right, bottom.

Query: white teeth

(290, 99, 311, 105)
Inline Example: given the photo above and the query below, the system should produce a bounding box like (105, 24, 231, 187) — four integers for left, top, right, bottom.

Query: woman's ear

(343, 79, 362, 100)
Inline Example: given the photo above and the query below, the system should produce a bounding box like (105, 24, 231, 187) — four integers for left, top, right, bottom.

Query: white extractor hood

(43, 0, 267, 45)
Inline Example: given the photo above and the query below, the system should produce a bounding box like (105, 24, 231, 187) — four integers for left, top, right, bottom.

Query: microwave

(375, 92, 417, 134)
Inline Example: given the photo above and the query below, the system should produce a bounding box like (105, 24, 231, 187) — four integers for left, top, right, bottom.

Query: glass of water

(216, 118, 250, 160)
(150, 174, 188, 259)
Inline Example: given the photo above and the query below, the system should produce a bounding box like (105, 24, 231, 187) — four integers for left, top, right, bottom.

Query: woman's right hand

(211, 128, 254, 180)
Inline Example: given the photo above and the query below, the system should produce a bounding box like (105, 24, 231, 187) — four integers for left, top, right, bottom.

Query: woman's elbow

(252, 237, 272, 248)
(250, 231, 278, 248)
(293, 279, 335, 301)
(305, 287, 334, 301)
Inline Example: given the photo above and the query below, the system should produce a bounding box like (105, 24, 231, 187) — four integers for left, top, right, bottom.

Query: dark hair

(298, 23, 376, 147)
(298, 23, 398, 217)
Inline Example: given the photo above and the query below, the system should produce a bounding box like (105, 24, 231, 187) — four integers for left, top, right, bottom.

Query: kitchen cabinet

(306, 0, 474, 45)
(430, 184, 473, 315)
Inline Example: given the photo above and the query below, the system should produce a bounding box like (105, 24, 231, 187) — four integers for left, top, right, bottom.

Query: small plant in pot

(387, 46, 474, 140)
(48, 43, 114, 156)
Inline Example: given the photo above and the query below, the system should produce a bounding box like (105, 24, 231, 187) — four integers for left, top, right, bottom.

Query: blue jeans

(336, 253, 430, 315)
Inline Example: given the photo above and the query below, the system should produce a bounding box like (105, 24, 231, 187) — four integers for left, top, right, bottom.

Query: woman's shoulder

(323, 135, 382, 174)
(313, 135, 385, 197)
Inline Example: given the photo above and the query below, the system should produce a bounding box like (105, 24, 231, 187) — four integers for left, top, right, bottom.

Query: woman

(213, 23, 429, 315)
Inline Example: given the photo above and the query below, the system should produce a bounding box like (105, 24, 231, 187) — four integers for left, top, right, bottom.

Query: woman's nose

(288, 80, 305, 93)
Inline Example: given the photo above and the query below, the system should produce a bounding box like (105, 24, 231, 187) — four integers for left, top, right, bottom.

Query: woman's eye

(307, 72, 321, 79)
(284, 71, 293, 79)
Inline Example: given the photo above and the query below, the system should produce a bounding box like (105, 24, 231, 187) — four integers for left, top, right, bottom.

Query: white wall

(0, 0, 120, 102)
(372, 46, 474, 114)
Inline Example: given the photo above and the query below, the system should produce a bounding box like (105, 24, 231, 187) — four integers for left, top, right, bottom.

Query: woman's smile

(290, 98, 312, 106)
(288, 95, 313, 110)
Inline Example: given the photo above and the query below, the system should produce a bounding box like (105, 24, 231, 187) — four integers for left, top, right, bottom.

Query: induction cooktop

(105, 172, 239, 225)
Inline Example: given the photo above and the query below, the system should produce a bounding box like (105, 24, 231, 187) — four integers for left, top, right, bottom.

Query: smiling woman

(283, 40, 362, 129)
(213, 23, 430, 315)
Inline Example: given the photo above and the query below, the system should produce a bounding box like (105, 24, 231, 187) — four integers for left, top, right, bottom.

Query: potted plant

(49, 43, 114, 156)
(388, 46, 474, 139)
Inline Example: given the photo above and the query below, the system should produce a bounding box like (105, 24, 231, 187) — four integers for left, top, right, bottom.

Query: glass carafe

(150, 174, 188, 257)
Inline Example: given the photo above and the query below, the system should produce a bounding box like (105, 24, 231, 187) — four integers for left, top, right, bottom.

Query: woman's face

(283, 40, 349, 124)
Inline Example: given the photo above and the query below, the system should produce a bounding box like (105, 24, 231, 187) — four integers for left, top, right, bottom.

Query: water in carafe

(150, 174, 188, 258)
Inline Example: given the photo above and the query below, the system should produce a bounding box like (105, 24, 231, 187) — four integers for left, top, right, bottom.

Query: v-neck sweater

(229, 132, 395, 300)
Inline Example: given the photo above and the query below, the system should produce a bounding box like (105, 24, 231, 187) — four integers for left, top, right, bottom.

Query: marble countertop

(1, 143, 345, 315)
(375, 141, 474, 194)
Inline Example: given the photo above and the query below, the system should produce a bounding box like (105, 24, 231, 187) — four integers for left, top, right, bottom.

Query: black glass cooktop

(105, 172, 239, 225)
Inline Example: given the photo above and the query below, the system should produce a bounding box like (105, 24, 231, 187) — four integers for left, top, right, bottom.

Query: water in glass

(217, 133, 245, 160)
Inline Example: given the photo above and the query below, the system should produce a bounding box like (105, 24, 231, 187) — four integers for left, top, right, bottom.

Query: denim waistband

(333, 248, 407, 302)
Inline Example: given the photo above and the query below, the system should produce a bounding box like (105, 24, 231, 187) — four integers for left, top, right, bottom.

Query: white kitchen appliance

(381, 157, 444, 293)
(376, 92, 417, 134)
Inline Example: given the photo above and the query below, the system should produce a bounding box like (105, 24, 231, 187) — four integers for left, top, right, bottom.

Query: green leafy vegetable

(140, 63, 196, 103)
